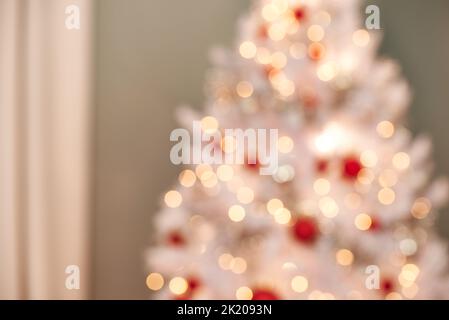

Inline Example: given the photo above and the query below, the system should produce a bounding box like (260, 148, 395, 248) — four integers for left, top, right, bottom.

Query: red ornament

(292, 217, 318, 244)
(316, 159, 328, 173)
(252, 289, 279, 300)
(167, 231, 185, 246)
(342, 156, 363, 180)
(380, 278, 395, 295)
(369, 216, 381, 231)
(245, 154, 260, 171)
(258, 24, 268, 39)
(293, 7, 306, 22)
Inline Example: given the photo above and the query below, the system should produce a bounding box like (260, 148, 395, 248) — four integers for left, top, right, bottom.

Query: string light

(352, 29, 370, 47)
(237, 186, 255, 204)
(231, 257, 247, 274)
(271, 51, 287, 69)
(319, 197, 339, 218)
(291, 276, 309, 293)
(317, 62, 337, 82)
(228, 205, 246, 222)
(146, 273, 164, 291)
(308, 42, 325, 60)
(336, 249, 354, 266)
(278, 136, 294, 153)
(411, 197, 431, 219)
(217, 165, 234, 182)
(200, 171, 218, 188)
(392, 152, 410, 170)
(377, 121, 395, 138)
(399, 239, 418, 256)
(256, 47, 272, 64)
(274, 207, 292, 224)
(378, 169, 398, 188)
(195, 163, 213, 179)
(307, 25, 325, 42)
(218, 253, 234, 270)
(239, 41, 257, 59)
(262, 4, 279, 22)
(236, 81, 254, 98)
(164, 190, 182, 208)
(179, 169, 196, 187)
(169, 277, 188, 295)
(268, 23, 286, 41)
(357, 168, 375, 185)
(378, 188, 396, 205)
(290, 43, 306, 59)
(354, 213, 372, 231)
(201, 116, 219, 134)
(360, 150, 378, 168)
(267, 198, 284, 215)
(236, 286, 253, 300)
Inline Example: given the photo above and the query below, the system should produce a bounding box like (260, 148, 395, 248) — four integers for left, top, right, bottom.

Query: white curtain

(0, 0, 92, 299)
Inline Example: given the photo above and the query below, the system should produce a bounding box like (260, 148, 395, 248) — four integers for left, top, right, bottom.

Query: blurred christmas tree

(146, 0, 449, 299)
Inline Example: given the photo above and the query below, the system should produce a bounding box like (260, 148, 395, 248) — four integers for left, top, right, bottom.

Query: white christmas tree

(146, 0, 449, 300)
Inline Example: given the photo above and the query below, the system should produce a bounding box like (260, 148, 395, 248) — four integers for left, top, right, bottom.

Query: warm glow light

(179, 169, 196, 187)
(256, 47, 272, 64)
(200, 171, 218, 188)
(169, 277, 188, 295)
(236, 81, 254, 98)
(314, 178, 331, 196)
(291, 276, 309, 293)
(400, 239, 418, 256)
(360, 150, 378, 168)
(201, 116, 219, 134)
(195, 163, 213, 179)
(354, 213, 372, 231)
(146, 273, 164, 291)
(308, 42, 325, 60)
(336, 249, 354, 266)
(411, 198, 431, 219)
(307, 25, 325, 42)
(236, 286, 253, 300)
(231, 257, 247, 274)
(378, 188, 396, 205)
(378, 169, 398, 188)
(317, 62, 337, 82)
(402, 283, 419, 299)
(268, 24, 286, 41)
(262, 4, 279, 22)
(164, 190, 182, 208)
(271, 51, 287, 69)
(218, 253, 234, 270)
(267, 198, 284, 215)
(357, 168, 375, 185)
(274, 208, 292, 224)
(352, 29, 370, 47)
(290, 43, 306, 59)
(278, 136, 294, 153)
(392, 152, 410, 170)
(240, 41, 257, 59)
(237, 187, 255, 204)
(319, 197, 339, 218)
(217, 165, 234, 182)
(228, 205, 246, 222)
(377, 121, 395, 138)
(314, 123, 344, 154)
